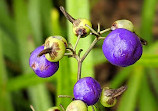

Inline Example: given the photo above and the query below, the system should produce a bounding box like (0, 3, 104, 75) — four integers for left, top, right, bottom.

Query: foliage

(0, 0, 158, 111)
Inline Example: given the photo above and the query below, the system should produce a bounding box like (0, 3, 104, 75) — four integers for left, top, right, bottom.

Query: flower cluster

(29, 6, 146, 111)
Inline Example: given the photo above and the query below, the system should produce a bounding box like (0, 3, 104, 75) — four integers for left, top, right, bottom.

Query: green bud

(100, 86, 127, 108)
(46, 107, 60, 111)
(66, 100, 88, 111)
(100, 87, 117, 107)
(73, 19, 92, 37)
(111, 19, 134, 32)
(44, 36, 67, 62)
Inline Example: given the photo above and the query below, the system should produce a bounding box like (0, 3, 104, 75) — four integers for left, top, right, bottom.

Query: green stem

(77, 61, 82, 80)
(100, 28, 111, 34)
(81, 38, 99, 62)
(73, 35, 81, 51)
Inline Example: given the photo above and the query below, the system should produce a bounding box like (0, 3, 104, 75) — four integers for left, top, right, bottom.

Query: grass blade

(140, 0, 158, 44)
(139, 72, 158, 111)
(0, 30, 14, 111)
(66, 0, 94, 82)
(13, 0, 52, 110)
(118, 66, 143, 111)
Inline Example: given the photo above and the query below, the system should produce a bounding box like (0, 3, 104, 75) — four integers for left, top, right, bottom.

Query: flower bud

(66, 100, 88, 111)
(100, 86, 127, 107)
(111, 19, 134, 32)
(100, 87, 117, 107)
(44, 36, 67, 62)
(73, 19, 92, 37)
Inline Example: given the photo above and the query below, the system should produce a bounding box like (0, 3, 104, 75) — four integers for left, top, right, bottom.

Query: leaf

(110, 66, 133, 88)
(139, 72, 158, 111)
(118, 66, 143, 111)
(13, 0, 52, 110)
(140, 0, 158, 44)
(0, 29, 14, 111)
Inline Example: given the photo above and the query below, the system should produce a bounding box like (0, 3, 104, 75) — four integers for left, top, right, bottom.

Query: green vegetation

(0, 0, 158, 111)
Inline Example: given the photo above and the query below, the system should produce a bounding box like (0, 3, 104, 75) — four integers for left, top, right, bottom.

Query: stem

(100, 28, 111, 34)
(30, 105, 35, 111)
(64, 53, 72, 56)
(58, 95, 74, 99)
(99, 37, 106, 40)
(59, 104, 66, 111)
(59, 6, 75, 23)
(77, 61, 82, 80)
(85, 24, 99, 36)
(97, 23, 100, 33)
(78, 49, 83, 57)
(81, 38, 99, 62)
(91, 105, 95, 111)
(73, 35, 81, 51)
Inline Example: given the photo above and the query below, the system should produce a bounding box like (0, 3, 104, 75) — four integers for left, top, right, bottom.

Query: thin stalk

(85, 24, 99, 36)
(91, 106, 95, 111)
(58, 95, 73, 99)
(59, 104, 66, 111)
(81, 38, 98, 62)
(100, 28, 111, 34)
(73, 35, 81, 51)
(97, 23, 100, 33)
(30, 105, 35, 111)
(77, 61, 82, 80)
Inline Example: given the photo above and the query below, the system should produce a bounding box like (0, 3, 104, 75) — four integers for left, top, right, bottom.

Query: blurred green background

(0, 0, 158, 111)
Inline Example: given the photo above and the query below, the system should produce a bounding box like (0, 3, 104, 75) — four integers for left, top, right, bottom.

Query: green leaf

(140, 0, 158, 44)
(148, 68, 158, 98)
(66, 0, 94, 82)
(7, 72, 57, 92)
(110, 66, 133, 88)
(118, 66, 143, 111)
(0, 29, 14, 111)
(13, 0, 52, 110)
(139, 72, 158, 111)
(40, 0, 53, 36)
(0, 0, 15, 37)
(0, 28, 19, 62)
(28, 0, 43, 46)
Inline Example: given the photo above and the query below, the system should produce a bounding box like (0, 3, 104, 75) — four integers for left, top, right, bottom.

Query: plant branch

(74, 35, 81, 51)
(85, 24, 99, 36)
(97, 23, 100, 33)
(59, 104, 66, 111)
(77, 60, 82, 80)
(100, 28, 111, 34)
(91, 105, 95, 111)
(81, 38, 99, 62)
(58, 95, 74, 99)
(30, 105, 35, 111)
